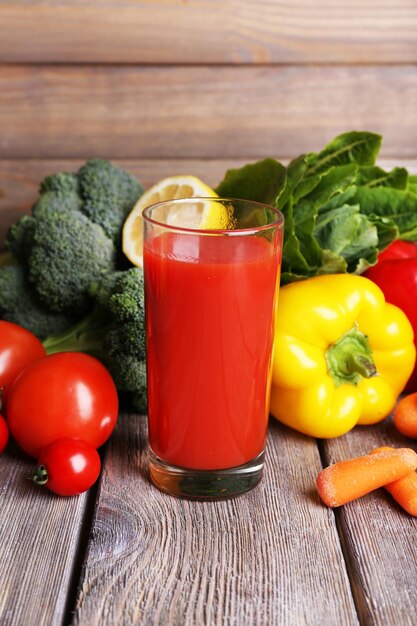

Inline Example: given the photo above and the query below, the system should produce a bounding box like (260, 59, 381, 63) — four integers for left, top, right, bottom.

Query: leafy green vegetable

(215, 158, 286, 205)
(305, 131, 382, 176)
(276, 155, 308, 211)
(215, 130, 416, 284)
(347, 185, 417, 241)
(367, 215, 399, 253)
(215, 158, 286, 227)
(292, 164, 359, 272)
(277, 156, 312, 280)
(356, 166, 408, 189)
(315, 204, 379, 273)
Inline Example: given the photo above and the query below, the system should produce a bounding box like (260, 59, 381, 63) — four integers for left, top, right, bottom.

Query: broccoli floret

(32, 189, 83, 218)
(5, 215, 36, 263)
(130, 381, 148, 414)
(42, 268, 147, 411)
(40, 172, 80, 195)
(104, 322, 146, 359)
(92, 270, 124, 307)
(101, 270, 146, 359)
(111, 357, 147, 414)
(109, 355, 146, 391)
(32, 171, 82, 218)
(78, 159, 143, 241)
(107, 268, 145, 323)
(29, 209, 116, 315)
(0, 264, 76, 339)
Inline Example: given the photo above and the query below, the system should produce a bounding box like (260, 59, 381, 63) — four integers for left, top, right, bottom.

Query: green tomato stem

(32, 465, 49, 486)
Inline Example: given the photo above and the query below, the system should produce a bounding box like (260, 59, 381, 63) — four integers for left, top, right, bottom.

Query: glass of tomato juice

(142, 198, 284, 498)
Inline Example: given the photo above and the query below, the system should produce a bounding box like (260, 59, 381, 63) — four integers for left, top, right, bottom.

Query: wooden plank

(0, 442, 90, 626)
(322, 420, 417, 626)
(0, 65, 416, 160)
(73, 416, 359, 626)
(0, 157, 416, 246)
(0, 1, 416, 64)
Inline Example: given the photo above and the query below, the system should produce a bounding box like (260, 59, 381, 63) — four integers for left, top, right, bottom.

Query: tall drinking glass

(142, 198, 284, 499)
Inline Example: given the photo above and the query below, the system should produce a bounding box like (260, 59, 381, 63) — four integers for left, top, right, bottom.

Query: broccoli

(32, 191, 83, 218)
(111, 357, 148, 413)
(78, 159, 143, 242)
(5, 215, 36, 263)
(42, 268, 147, 412)
(106, 266, 145, 323)
(40, 172, 80, 195)
(0, 159, 143, 351)
(33, 172, 83, 218)
(0, 264, 76, 339)
(28, 209, 116, 315)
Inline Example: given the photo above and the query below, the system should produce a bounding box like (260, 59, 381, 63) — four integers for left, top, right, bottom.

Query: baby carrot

(317, 447, 417, 508)
(394, 393, 417, 439)
(371, 446, 417, 517)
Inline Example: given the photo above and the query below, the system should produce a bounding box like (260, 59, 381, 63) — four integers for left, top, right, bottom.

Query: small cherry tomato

(7, 352, 118, 458)
(0, 414, 9, 453)
(0, 321, 45, 406)
(33, 438, 101, 496)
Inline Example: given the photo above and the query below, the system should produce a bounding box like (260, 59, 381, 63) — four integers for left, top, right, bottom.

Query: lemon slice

(122, 175, 233, 267)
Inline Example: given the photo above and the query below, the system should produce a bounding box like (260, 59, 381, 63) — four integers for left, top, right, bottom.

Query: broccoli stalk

(42, 268, 147, 413)
(42, 307, 111, 359)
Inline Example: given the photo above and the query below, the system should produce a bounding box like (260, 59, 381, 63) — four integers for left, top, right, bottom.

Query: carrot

(394, 393, 417, 439)
(371, 446, 417, 517)
(317, 447, 417, 508)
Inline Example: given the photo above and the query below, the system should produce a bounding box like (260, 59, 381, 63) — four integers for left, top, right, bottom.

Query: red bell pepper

(364, 240, 417, 392)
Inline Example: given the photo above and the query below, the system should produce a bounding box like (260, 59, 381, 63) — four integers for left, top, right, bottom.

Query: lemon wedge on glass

(122, 175, 233, 267)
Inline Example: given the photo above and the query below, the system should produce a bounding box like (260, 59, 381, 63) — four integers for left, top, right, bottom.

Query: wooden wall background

(0, 0, 416, 243)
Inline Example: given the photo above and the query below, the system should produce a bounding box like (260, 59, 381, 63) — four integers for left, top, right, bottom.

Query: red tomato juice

(144, 231, 281, 470)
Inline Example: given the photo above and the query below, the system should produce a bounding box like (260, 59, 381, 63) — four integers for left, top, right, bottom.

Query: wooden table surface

(1, 1, 417, 623)
(1, 409, 416, 626)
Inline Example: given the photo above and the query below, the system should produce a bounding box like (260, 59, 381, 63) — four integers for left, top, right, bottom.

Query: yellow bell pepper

(270, 274, 416, 438)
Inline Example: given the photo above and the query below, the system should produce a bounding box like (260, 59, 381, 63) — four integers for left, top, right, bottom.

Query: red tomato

(33, 438, 101, 496)
(0, 321, 45, 405)
(7, 352, 118, 458)
(0, 414, 8, 453)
